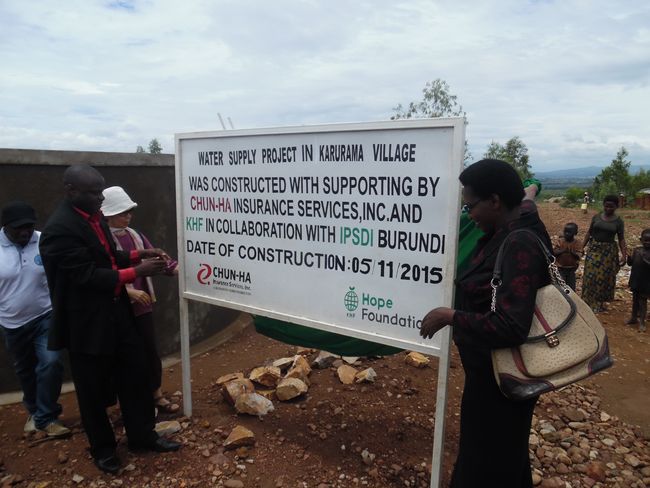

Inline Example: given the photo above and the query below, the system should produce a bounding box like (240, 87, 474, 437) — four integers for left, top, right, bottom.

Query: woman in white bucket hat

(101, 186, 179, 414)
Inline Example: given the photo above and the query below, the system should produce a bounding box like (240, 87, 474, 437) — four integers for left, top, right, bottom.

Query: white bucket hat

(101, 186, 138, 216)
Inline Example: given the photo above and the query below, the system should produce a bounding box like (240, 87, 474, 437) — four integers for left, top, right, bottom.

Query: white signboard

(175, 118, 464, 354)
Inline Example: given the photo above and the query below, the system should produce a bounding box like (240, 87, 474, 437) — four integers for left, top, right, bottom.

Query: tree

(392, 79, 466, 119)
(392, 79, 471, 162)
(564, 187, 586, 205)
(630, 168, 650, 196)
(591, 147, 631, 200)
(136, 145, 145, 153)
(148, 138, 162, 154)
(483, 136, 533, 179)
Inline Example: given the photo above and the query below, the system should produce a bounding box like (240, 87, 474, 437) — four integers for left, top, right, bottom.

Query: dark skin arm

(134, 258, 167, 277)
(582, 227, 592, 249)
(618, 237, 627, 267)
(420, 307, 455, 339)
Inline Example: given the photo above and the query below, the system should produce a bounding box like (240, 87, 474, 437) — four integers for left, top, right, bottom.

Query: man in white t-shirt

(0, 201, 70, 437)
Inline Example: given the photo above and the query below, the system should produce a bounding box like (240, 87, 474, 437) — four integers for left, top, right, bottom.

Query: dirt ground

(0, 202, 648, 487)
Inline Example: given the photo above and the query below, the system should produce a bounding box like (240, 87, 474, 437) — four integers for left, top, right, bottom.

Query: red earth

(0, 202, 648, 487)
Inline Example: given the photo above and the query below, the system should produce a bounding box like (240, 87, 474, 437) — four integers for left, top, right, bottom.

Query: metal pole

(217, 113, 226, 130)
(179, 297, 192, 416)
(174, 136, 192, 417)
(430, 326, 452, 487)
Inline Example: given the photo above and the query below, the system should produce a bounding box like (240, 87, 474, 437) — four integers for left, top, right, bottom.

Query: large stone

(312, 351, 338, 369)
(256, 389, 276, 400)
(539, 477, 565, 488)
(585, 461, 607, 482)
(234, 392, 275, 416)
(563, 408, 586, 422)
(216, 372, 244, 386)
(154, 420, 182, 437)
(285, 355, 312, 383)
(223, 425, 255, 450)
(404, 351, 430, 368)
(276, 378, 309, 401)
(272, 357, 295, 372)
(337, 365, 358, 384)
(342, 356, 360, 364)
(354, 368, 377, 383)
(624, 454, 641, 468)
(249, 366, 282, 387)
(222, 378, 255, 405)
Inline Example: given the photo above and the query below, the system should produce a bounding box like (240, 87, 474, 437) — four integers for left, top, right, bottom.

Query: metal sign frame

(174, 118, 465, 488)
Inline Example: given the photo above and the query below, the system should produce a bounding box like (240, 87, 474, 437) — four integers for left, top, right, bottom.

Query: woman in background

(102, 186, 179, 414)
(581, 195, 627, 312)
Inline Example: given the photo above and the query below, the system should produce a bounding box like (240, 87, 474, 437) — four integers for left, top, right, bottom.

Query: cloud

(0, 0, 648, 171)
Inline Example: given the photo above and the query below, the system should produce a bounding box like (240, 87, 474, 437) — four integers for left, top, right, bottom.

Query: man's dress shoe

(94, 454, 120, 474)
(129, 437, 181, 453)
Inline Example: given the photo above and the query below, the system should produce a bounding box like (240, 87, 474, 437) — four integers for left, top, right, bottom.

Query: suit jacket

(40, 200, 133, 355)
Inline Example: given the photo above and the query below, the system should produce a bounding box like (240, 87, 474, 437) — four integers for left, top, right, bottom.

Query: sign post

(175, 118, 465, 486)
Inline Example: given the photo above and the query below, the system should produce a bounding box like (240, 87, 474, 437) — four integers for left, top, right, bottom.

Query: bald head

(63, 164, 106, 214)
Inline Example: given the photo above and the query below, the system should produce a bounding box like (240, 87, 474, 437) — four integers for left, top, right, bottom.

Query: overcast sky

(1, 0, 649, 172)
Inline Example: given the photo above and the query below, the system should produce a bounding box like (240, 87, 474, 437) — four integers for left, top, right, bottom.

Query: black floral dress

(449, 200, 551, 488)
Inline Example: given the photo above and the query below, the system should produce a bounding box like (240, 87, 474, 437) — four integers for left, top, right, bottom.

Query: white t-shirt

(0, 228, 52, 329)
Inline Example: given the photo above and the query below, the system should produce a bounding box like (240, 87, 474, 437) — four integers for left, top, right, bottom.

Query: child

(626, 228, 650, 332)
(553, 222, 582, 291)
(101, 186, 181, 413)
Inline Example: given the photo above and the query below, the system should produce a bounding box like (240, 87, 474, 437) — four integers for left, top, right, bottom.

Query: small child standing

(626, 228, 650, 332)
(553, 222, 582, 291)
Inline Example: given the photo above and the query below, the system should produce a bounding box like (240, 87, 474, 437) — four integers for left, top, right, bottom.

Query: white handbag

(490, 229, 613, 401)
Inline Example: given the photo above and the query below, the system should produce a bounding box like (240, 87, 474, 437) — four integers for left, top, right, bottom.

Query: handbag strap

(490, 229, 575, 343)
(493, 229, 554, 280)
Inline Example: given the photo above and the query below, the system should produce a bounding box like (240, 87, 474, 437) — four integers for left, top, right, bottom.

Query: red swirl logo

(197, 264, 212, 285)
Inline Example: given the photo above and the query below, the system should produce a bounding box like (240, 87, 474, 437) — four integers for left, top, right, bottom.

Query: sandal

(154, 396, 180, 414)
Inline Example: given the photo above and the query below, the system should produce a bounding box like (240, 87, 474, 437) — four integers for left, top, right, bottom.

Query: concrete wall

(0, 148, 240, 392)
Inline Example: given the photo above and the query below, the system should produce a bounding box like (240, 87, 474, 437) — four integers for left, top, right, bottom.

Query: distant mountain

(535, 165, 650, 179)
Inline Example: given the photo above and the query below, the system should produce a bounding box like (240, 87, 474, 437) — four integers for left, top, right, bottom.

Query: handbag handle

(492, 229, 570, 290)
(490, 229, 575, 343)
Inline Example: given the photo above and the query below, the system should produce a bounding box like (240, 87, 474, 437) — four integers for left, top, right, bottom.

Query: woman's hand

(127, 288, 152, 306)
(420, 307, 455, 339)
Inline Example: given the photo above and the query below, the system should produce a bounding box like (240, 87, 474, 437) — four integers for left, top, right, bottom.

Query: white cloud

(0, 0, 649, 170)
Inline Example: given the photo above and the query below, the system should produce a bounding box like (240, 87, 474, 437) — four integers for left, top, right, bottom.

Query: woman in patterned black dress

(581, 195, 627, 312)
(420, 159, 552, 488)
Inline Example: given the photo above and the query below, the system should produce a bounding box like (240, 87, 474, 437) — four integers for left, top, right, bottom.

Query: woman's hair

(603, 194, 619, 206)
(458, 159, 524, 209)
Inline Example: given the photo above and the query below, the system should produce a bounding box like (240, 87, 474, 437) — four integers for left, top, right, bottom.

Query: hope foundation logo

(197, 263, 212, 285)
(344, 286, 359, 317)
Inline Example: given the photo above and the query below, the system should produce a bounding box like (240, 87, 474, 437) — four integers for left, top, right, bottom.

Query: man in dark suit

(40, 165, 181, 474)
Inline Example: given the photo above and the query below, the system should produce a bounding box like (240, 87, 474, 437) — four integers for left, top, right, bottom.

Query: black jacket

(452, 201, 552, 368)
(40, 200, 132, 354)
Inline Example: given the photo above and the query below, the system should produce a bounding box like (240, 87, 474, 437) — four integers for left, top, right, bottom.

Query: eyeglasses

(462, 199, 482, 213)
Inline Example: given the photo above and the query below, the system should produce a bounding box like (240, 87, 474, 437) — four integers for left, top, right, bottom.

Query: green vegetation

(564, 187, 585, 205)
(483, 136, 533, 180)
(590, 147, 650, 205)
(392, 79, 471, 163)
